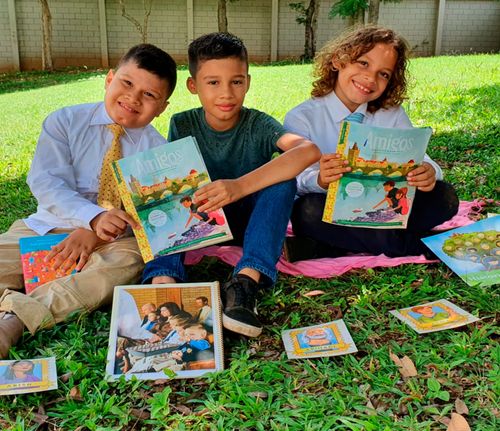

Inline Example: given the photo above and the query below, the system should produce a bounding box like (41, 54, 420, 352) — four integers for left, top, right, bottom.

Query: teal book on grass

(112, 136, 233, 263)
(421, 215, 500, 287)
(323, 122, 432, 229)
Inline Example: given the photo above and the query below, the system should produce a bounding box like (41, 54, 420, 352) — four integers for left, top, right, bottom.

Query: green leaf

(427, 377, 441, 392)
(437, 391, 450, 401)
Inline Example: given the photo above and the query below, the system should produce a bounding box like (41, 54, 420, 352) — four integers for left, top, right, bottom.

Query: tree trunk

(39, 0, 53, 71)
(368, 0, 380, 24)
(304, 0, 320, 60)
(348, 7, 365, 27)
(119, 0, 151, 43)
(218, 0, 228, 32)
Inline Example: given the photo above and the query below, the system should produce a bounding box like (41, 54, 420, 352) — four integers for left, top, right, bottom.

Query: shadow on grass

(0, 67, 107, 95)
(0, 175, 36, 232)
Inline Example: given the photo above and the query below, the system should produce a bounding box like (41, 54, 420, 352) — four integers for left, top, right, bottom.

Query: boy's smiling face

(187, 57, 250, 131)
(333, 43, 397, 112)
(104, 60, 169, 129)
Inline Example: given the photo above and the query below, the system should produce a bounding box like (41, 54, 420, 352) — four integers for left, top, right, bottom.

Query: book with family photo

(19, 234, 76, 293)
(106, 282, 223, 380)
(323, 121, 432, 229)
(390, 299, 479, 334)
(281, 320, 358, 359)
(112, 136, 233, 263)
(421, 215, 499, 287)
(0, 357, 58, 396)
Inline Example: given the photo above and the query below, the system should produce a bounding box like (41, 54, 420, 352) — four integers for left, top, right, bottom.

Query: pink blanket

(184, 200, 483, 278)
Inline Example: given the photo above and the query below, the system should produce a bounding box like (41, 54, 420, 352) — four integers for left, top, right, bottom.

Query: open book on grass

(323, 121, 431, 229)
(106, 283, 223, 380)
(112, 136, 232, 263)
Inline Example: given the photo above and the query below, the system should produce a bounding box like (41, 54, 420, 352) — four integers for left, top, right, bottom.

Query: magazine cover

(19, 234, 76, 293)
(0, 357, 57, 396)
(106, 283, 223, 380)
(390, 299, 479, 334)
(113, 136, 233, 263)
(323, 122, 432, 228)
(282, 320, 358, 359)
(421, 215, 499, 287)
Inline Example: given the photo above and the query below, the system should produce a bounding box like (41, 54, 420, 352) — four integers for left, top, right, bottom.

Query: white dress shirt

(117, 290, 155, 340)
(284, 91, 443, 195)
(24, 102, 167, 235)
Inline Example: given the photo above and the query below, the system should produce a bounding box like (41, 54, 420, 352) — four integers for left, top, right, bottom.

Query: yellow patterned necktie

(97, 124, 125, 209)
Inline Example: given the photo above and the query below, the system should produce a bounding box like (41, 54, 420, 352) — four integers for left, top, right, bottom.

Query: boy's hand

(407, 162, 436, 192)
(90, 209, 139, 241)
(194, 180, 242, 213)
(45, 228, 103, 272)
(318, 154, 351, 189)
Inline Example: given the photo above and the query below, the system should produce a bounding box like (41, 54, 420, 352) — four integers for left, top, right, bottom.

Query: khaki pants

(0, 220, 144, 334)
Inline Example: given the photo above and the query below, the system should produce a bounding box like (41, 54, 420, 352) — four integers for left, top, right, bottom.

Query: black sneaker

(221, 274, 263, 337)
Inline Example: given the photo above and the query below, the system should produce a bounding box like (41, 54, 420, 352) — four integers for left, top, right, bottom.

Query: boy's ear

(105, 69, 115, 89)
(186, 77, 197, 95)
(246, 74, 251, 93)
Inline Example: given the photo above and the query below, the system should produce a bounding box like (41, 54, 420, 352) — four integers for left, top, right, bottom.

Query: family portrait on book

(106, 283, 223, 380)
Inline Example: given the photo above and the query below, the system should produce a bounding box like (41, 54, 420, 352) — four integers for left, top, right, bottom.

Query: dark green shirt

(167, 107, 285, 180)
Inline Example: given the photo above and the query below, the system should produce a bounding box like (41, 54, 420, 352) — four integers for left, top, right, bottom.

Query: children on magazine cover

(0, 44, 177, 359)
(284, 26, 459, 261)
(142, 32, 321, 338)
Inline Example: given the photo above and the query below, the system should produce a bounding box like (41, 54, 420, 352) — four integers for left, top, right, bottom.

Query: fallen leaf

(455, 398, 469, 415)
(447, 413, 471, 431)
(69, 386, 83, 401)
(31, 413, 49, 425)
(130, 408, 150, 420)
(248, 391, 268, 399)
(193, 408, 210, 417)
(389, 352, 418, 378)
(153, 379, 170, 385)
(174, 404, 192, 415)
(303, 290, 326, 297)
(59, 372, 73, 383)
(432, 415, 451, 426)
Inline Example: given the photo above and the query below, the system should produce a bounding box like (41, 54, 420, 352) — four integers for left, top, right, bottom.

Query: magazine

(421, 215, 499, 287)
(0, 357, 57, 396)
(390, 299, 479, 334)
(112, 136, 233, 263)
(323, 122, 432, 228)
(19, 234, 76, 293)
(281, 320, 357, 359)
(106, 283, 223, 380)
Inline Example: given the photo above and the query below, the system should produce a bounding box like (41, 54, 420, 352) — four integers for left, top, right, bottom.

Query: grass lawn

(0, 54, 498, 430)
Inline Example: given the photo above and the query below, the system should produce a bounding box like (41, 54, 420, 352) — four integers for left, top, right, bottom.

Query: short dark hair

(188, 32, 248, 77)
(196, 296, 209, 305)
(180, 195, 192, 204)
(383, 180, 395, 187)
(117, 43, 177, 98)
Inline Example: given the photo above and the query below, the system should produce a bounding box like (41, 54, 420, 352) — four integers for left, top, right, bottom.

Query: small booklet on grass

(421, 215, 499, 287)
(390, 299, 479, 334)
(19, 234, 76, 293)
(281, 320, 358, 359)
(0, 357, 57, 396)
(106, 282, 223, 380)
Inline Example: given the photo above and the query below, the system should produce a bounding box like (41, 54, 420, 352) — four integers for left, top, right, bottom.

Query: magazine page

(106, 283, 223, 380)
(390, 299, 479, 334)
(0, 357, 57, 396)
(113, 136, 233, 263)
(323, 122, 432, 229)
(282, 320, 357, 359)
(19, 234, 76, 293)
(421, 215, 499, 287)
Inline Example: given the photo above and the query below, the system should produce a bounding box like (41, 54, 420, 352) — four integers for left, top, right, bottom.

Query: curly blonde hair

(312, 25, 410, 112)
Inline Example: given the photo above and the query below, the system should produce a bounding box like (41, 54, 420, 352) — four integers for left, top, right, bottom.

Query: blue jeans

(142, 179, 297, 286)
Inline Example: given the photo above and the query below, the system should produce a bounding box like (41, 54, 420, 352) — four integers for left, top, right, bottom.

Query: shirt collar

(322, 91, 369, 123)
(90, 102, 145, 144)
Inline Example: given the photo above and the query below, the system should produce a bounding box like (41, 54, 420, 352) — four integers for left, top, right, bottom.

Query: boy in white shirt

(0, 44, 177, 358)
(284, 26, 458, 260)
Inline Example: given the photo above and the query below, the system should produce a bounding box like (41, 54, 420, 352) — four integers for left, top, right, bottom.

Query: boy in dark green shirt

(143, 33, 320, 337)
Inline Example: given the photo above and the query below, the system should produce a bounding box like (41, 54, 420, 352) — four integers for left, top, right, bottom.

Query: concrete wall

(1, 0, 499, 72)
